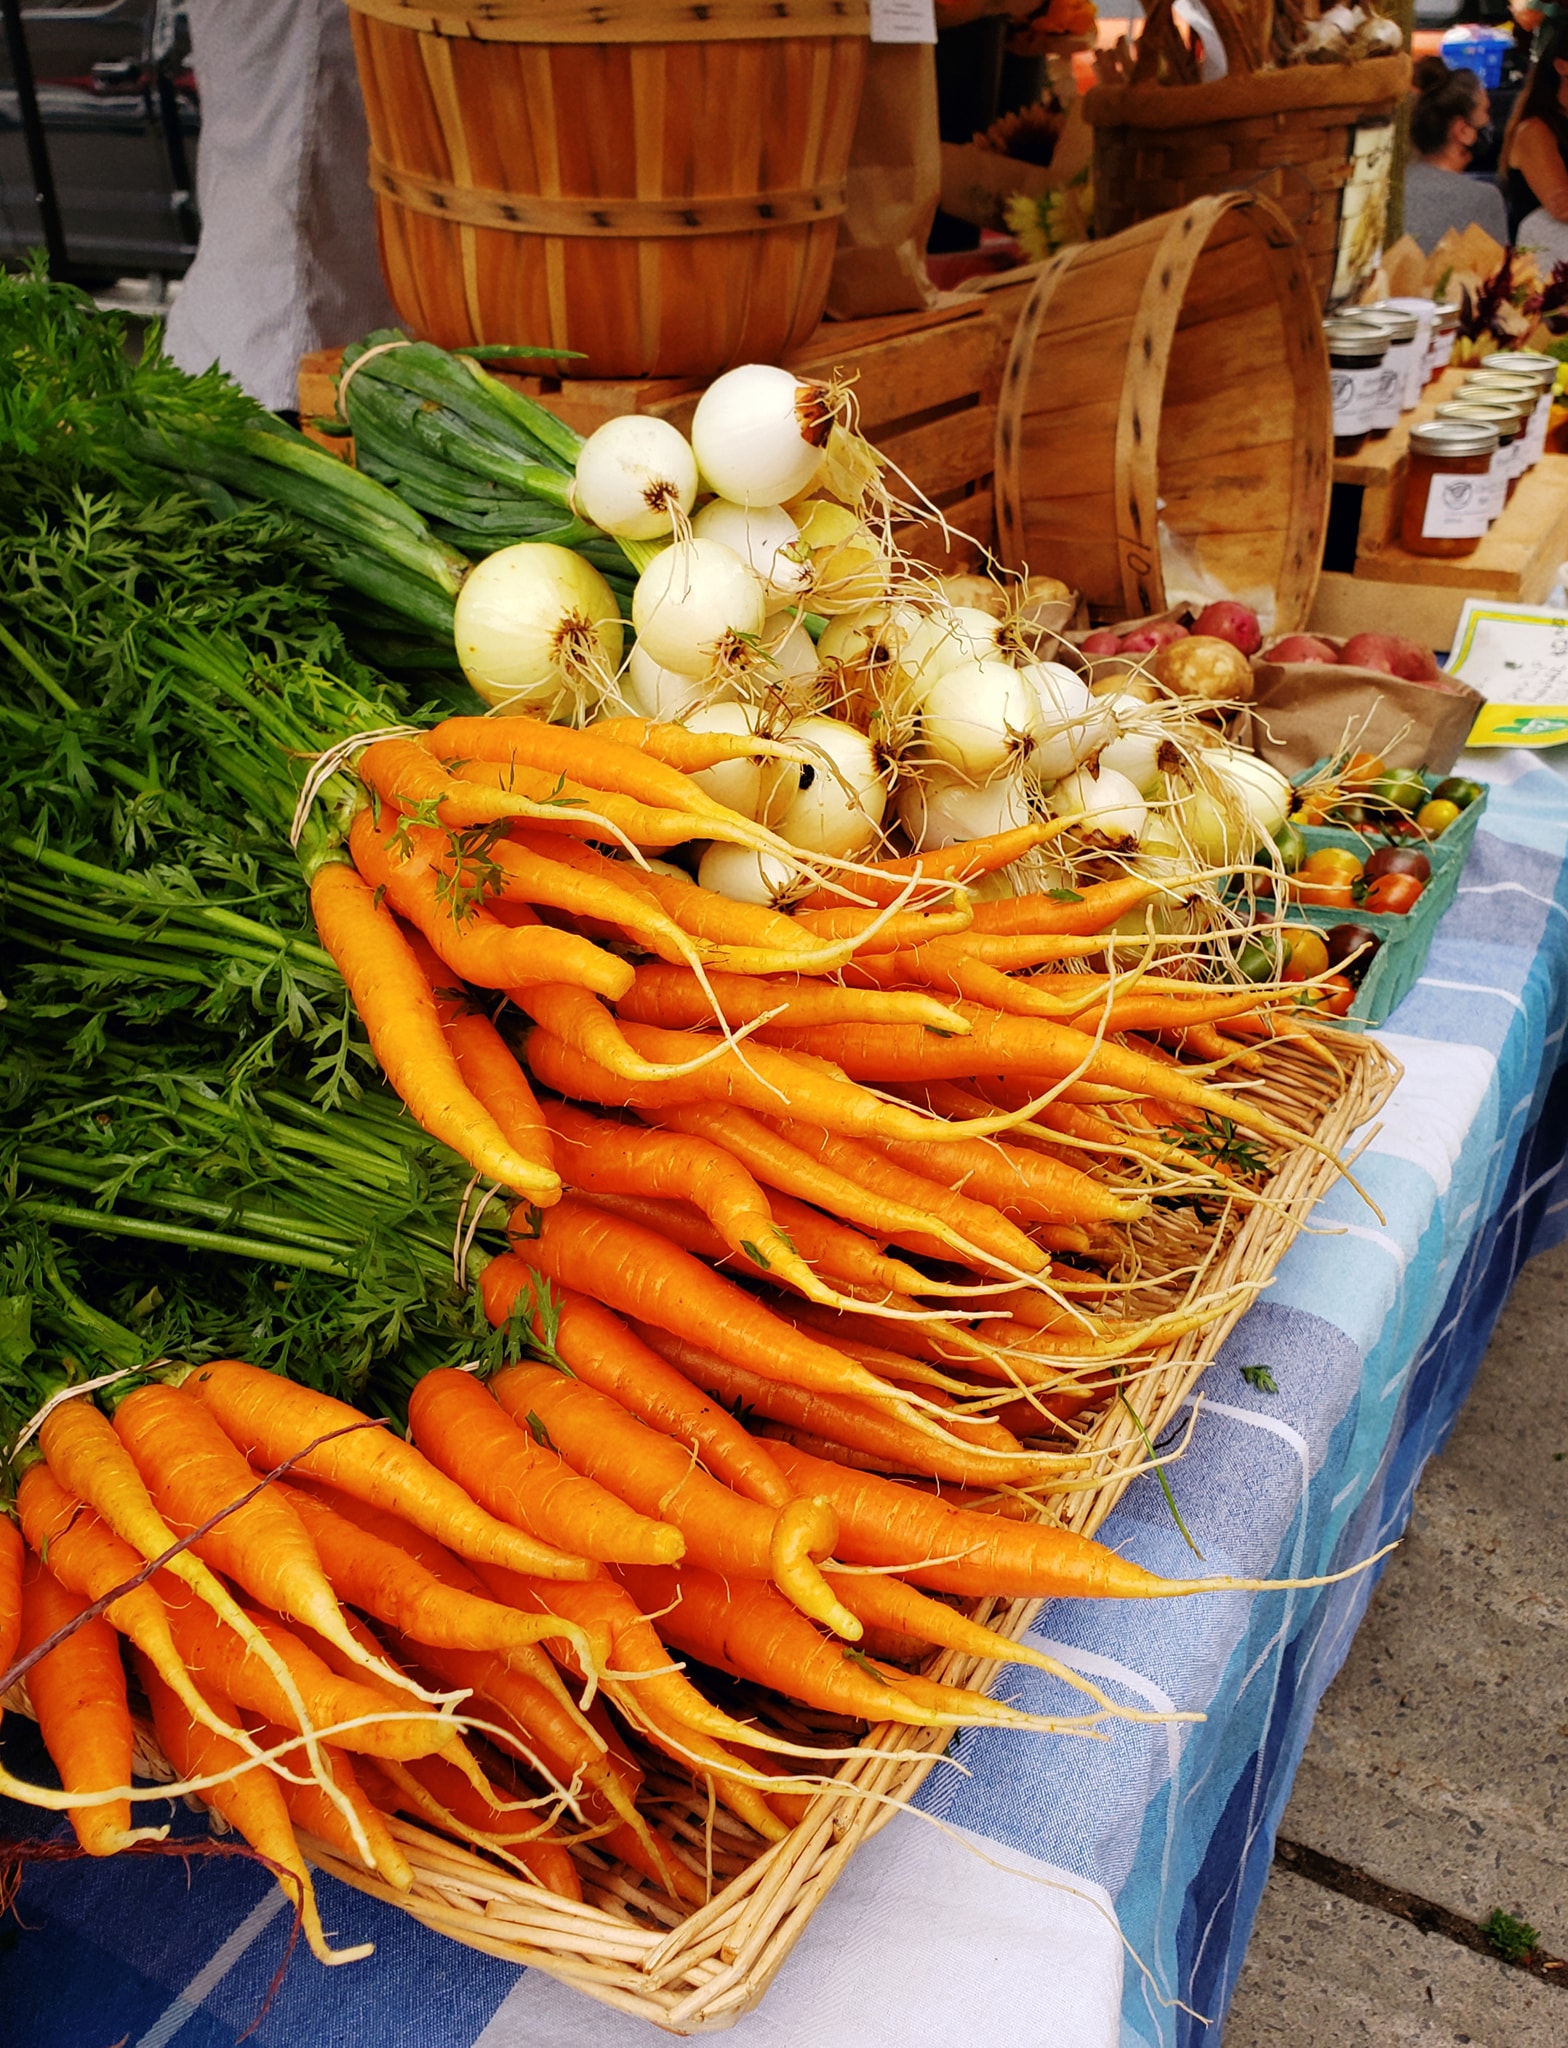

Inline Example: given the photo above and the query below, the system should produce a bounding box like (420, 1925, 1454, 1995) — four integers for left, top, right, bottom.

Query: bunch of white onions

(573, 415, 698, 540)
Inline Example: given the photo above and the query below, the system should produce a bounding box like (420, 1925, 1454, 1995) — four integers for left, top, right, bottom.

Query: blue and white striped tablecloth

(7, 751, 1568, 2048)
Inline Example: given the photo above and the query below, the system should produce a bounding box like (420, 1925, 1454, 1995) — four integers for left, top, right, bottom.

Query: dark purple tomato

(1325, 923, 1380, 982)
(1363, 846, 1431, 884)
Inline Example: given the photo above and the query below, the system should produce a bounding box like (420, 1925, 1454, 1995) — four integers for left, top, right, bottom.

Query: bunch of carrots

(0, 711, 1359, 1958)
(1, 1344, 1338, 1955)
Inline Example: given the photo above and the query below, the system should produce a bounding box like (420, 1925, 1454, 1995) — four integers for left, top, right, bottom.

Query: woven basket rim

(1084, 51, 1411, 130)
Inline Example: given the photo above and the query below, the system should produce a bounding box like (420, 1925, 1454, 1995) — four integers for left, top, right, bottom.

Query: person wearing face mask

(1403, 57, 1508, 254)
(1503, 18, 1568, 258)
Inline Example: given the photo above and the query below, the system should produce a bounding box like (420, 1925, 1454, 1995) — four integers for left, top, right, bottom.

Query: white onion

(690, 365, 830, 506)
(682, 702, 774, 818)
(760, 612, 823, 711)
(918, 657, 1038, 781)
(1097, 695, 1165, 795)
(1051, 765, 1146, 847)
(613, 641, 736, 723)
(767, 714, 888, 859)
(573, 415, 698, 540)
(1019, 662, 1113, 780)
(453, 542, 624, 718)
(1201, 747, 1291, 842)
(691, 499, 811, 600)
(696, 840, 801, 908)
(631, 538, 767, 679)
(899, 606, 1006, 687)
(897, 768, 1031, 850)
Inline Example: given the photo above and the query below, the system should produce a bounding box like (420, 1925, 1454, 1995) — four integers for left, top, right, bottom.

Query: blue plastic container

(1440, 25, 1511, 88)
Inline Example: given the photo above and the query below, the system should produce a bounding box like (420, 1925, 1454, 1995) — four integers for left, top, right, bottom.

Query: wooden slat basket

(1082, 0, 1410, 313)
(994, 191, 1331, 634)
(343, 0, 869, 380)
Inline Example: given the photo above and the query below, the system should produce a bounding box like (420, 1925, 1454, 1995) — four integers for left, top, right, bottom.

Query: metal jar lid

(1431, 304, 1461, 332)
(1466, 367, 1548, 397)
(1324, 318, 1388, 364)
(1481, 350, 1555, 378)
(1455, 383, 1534, 423)
(1436, 401, 1520, 438)
(1409, 419, 1499, 459)
(1358, 307, 1421, 343)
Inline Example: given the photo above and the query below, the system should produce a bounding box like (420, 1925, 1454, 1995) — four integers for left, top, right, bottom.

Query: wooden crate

(301, 296, 1012, 573)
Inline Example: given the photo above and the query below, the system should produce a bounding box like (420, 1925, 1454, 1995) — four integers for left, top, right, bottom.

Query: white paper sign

(1446, 599, 1568, 746)
(870, 0, 937, 40)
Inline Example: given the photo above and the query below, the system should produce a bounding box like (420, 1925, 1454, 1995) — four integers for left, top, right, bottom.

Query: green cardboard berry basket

(1279, 773, 1487, 1026)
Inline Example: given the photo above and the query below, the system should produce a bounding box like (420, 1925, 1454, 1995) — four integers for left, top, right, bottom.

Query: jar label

(1331, 364, 1380, 433)
(1368, 365, 1403, 430)
(1421, 470, 1492, 539)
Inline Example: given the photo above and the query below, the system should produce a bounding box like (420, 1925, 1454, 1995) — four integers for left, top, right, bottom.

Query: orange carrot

(423, 715, 747, 823)
(968, 875, 1157, 936)
(349, 804, 631, 998)
(508, 980, 729, 1084)
(615, 962, 968, 1035)
(114, 1379, 432, 1693)
(788, 904, 974, 952)
(135, 1654, 371, 1964)
(489, 1364, 858, 1637)
(444, 757, 765, 854)
(500, 1199, 935, 1416)
(768, 1441, 1249, 1599)
(19, 1554, 158, 1855)
(476, 1261, 792, 1509)
(155, 1575, 451, 1759)
(583, 713, 807, 779)
(757, 1007, 1300, 1145)
(506, 830, 817, 959)
(309, 861, 561, 1199)
(245, 1717, 414, 1890)
(538, 1098, 819, 1292)
(15, 1463, 241, 1749)
(616, 1566, 1095, 1735)
(757, 1116, 1049, 1274)
(794, 821, 1072, 909)
(399, 925, 555, 1182)
(638, 1337, 1053, 1488)
(866, 1129, 1145, 1227)
(405, 1368, 682, 1567)
(525, 1021, 1047, 1150)
(0, 1516, 21, 1705)
(184, 1360, 594, 1582)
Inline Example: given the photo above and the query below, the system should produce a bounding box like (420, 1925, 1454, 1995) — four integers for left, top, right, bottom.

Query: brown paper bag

(825, 43, 942, 320)
(1249, 663, 1484, 778)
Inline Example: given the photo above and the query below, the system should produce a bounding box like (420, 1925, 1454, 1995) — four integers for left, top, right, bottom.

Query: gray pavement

(1224, 1234, 1568, 2044)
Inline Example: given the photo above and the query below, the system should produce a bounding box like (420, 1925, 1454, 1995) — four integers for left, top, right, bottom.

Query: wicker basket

(1083, 0, 1410, 312)
(994, 191, 1331, 632)
(11, 1034, 1396, 2031)
(343, 0, 869, 379)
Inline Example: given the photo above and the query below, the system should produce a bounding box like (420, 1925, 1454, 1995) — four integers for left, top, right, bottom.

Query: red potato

(1339, 633, 1400, 675)
(1079, 629, 1123, 656)
(1387, 636, 1439, 682)
(1192, 601, 1261, 656)
(1118, 620, 1189, 655)
(1264, 634, 1340, 665)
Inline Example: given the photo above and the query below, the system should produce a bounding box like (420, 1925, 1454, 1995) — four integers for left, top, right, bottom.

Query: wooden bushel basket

(344, 0, 869, 379)
(1083, 0, 1410, 312)
(994, 191, 1332, 633)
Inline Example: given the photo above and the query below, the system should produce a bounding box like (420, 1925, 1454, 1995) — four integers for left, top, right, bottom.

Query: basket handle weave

(1131, 0, 1264, 85)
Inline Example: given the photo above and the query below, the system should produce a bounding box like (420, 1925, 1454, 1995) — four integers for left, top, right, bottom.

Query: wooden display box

(1315, 371, 1568, 647)
(301, 293, 1030, 575)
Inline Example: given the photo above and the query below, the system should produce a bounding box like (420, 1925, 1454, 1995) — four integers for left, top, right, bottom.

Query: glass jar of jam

(1427, 304, 1459, 379)
(1478, 354, 1556, 463)
(1401, 419, 1498, 556)
(1326, 319, 1390, 455)
(1436, 402, 1520, 516)
(1373, 297, 1437, 406)
(1462, 378, 1543, 480)
(1358, 307, 1423, 414)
